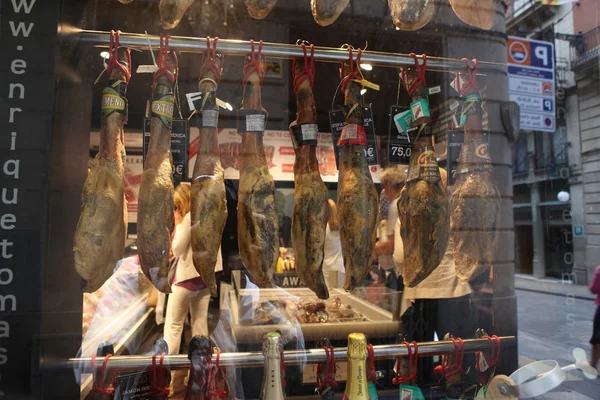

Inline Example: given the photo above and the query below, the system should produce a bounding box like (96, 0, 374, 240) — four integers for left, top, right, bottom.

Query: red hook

(107, 30, 132, 83)
(199, 36, 223, 84)
(242, 39, 265, 87)
(292, 42, 316, 92)
(340, 47, 363, 93)
(401, 53, 428, 97)
(155, 34, 179, 85)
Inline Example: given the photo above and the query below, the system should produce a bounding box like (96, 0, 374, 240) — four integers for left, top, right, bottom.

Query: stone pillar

(530, 182, 546, 278)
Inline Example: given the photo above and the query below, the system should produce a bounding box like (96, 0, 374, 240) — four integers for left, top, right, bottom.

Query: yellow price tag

(353, 79, 380, 91)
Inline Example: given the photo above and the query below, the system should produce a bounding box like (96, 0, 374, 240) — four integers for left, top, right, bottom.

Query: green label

(394, 109, 413, 135)
(399, 384, 425, 400)
(368, 383, 378, 400)
(410, 98, 430, 120)
(101, 86, 127, 119)
(151, 94, 175, 130)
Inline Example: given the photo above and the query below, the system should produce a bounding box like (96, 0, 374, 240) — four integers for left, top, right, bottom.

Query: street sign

(507, 36, 555, 133)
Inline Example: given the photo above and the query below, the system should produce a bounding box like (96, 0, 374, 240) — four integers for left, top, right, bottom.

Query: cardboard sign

(387, 106, 414, 165)
(273, 273, 305, 288)
(113, 371, 153, 400)
(143, 118, 189, 182)
(447, 131, 465, 186)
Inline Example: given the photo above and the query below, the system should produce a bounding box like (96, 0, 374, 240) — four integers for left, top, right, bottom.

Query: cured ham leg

(451, 60, 501, 282)
(74, 32, 130, 293)
(388, 0, 436, 31)
(191, 40, 227, 297)
(138, 36, 178, 293)
(289, 44, 329, 299)
(449, 0, 496, 30)
(398, 55, 449, 287)
(160, 0, 195, 29)
(337, 50, 378, 291)
(237, 41, 279, 286)
(311, 0, 349, 26)
(245, 0, 278, 19)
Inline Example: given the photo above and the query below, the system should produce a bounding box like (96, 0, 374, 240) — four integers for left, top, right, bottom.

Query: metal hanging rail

(64, 336, 515, 373)
(72, 29, 505, 74)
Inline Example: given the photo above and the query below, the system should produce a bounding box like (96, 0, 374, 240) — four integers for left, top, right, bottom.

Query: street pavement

(516, 279, 600, 399)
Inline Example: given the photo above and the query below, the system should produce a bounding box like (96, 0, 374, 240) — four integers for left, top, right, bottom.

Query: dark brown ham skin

(311, 0, 349, 26)
(191, 57, 227, 297)
(397, 69, 449, 288)
(159, 0, 194, 29)
(73, 48, 129, 293)
(338, 66, 379, 291)
(450, 83, 501, 282)
(137, 54, 177, 294)
(237, 63, 279, 286)
(245, 0, 278, 19)
(388, 0, 436, 31)
(290, 60, 329, 299)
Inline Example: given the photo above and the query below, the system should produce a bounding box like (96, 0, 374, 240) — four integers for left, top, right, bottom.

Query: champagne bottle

(343, 333, 370, 400)
(260, 332, 286, 400)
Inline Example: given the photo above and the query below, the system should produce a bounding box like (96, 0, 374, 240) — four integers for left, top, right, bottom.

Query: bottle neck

(260, 356, 285, 400)
(344, 357, 370, 400)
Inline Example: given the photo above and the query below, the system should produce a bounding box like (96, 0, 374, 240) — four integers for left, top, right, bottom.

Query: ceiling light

(360, 63, 373, 71)
(360, 88, 367, 95)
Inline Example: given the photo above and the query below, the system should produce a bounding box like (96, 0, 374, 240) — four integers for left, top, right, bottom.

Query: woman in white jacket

(163, 183, 222, 355)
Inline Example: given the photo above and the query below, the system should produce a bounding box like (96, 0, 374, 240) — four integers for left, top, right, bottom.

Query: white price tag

(216, 98, 228, 110)
(451, 75, 466, 93)
(186, 92, 203, 111)
(246, 114, 265, 132)
(450, 100, 460, 111)
(429, 86, 441, 95)
(202, 110, 219, 128)
(341, 124, 358, 141)
(137, 65, 158, 74)
(301, 124, 318, 141)
(302, 362, 348, 384)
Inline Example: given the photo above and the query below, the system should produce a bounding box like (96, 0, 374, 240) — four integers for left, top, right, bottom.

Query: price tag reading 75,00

(387, 105, 413, 165)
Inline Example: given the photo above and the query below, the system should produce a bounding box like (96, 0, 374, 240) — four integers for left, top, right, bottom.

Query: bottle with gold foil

(259, 332, 286, 400)
(343, 333, 370, 400)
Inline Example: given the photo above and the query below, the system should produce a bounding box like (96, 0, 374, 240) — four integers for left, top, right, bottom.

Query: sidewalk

(515, 274, 596, 301)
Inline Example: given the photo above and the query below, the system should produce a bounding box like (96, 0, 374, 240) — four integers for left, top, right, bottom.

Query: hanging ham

(138, 36, 178, 293)
(74, 31, 130, 293)
(159, 0, 195, 29)
(191, 39, 227, 297)
(289, 43, 329, 299)
(397, 54, 449, 287)
(337, 49, 378, 291)
(387, 0, 436, 31)
(311, 0, 349, 26)
(237, 41, 279, 286)
(451, 60, 501, 282)
(449, 0, 497, 30)
(245, 0, 278, 19)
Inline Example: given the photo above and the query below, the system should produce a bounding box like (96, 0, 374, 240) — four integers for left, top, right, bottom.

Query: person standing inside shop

(164, 182, 222, 355)
(589, 264, 600, 371)
(323, 199, 345, 289)
(374, 166, 407, 290)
